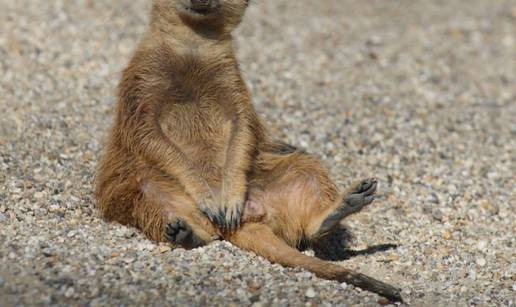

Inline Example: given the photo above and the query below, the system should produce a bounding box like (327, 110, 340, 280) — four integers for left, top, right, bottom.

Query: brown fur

(95, 0, 401, 301)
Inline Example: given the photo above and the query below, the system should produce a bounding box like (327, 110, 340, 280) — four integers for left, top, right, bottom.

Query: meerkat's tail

(229, 223, 403, 302)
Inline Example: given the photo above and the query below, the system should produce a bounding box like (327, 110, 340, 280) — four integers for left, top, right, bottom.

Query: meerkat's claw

(220, 208, 228, 229)
(228, 207, 243, 231)
(228, 204, 244, 231)
(201, 207, 218, 223)
(207, 203, 244, 231)
(233, 208, 242, 229)
(204, 207, 224, 229)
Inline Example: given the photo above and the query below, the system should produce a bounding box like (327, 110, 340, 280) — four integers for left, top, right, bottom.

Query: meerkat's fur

(95, 0, 402, 301)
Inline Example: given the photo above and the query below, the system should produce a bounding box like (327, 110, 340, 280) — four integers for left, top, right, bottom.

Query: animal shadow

(311, 225, 398, 261)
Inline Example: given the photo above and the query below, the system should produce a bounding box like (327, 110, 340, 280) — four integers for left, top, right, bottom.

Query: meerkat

(95, 0, 402, 301)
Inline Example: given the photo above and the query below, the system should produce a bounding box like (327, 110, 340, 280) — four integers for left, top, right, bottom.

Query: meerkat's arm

(208, 102, 257, 230)
(223, 114, 257, 227)
(119, 97, 217, 210)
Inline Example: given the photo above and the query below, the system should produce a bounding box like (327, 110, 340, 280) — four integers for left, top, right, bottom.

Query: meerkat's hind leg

(313, 178, 378, 239)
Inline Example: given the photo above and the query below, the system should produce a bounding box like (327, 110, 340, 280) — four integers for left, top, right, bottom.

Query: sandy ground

(1, 0, 515, 306)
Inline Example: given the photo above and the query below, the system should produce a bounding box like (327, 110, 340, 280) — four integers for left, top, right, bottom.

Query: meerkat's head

(153, 0, 250, 35)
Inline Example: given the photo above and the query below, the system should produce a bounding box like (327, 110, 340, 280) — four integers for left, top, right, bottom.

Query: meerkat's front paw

(165, 218, 205, 249)
(197, 196, 222, 225)
(219, 199, 244, 231)
(202, 198, 244, 231)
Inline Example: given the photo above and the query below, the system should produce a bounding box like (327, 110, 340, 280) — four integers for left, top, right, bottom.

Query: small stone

(469, 269, 477, 280)
(40, 294, 52, 305)
(305, 288, 316, 298)
(378, 297, 391, 305)
(249, 294, 261, 303)
(442, 230, 452, 240)
(296, 272, 313, 279)
(432, 209, 443, 221)
(476, 258, 486, 267)
(123, 229, 136, 238)
(0, 276, 4, 287)
(427, 192, 440, 204)
(34, 192, 45, 199)
(64, 287, 75, 298)
(247, 280, 263, 291)
(366, 35, 383, 46)
(159, 246, 171, 253)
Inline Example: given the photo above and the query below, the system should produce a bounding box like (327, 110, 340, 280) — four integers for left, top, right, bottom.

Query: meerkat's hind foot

(165, 219, 206, 249)
(313, 178, 378, 239)
(345, 177, 377, 207)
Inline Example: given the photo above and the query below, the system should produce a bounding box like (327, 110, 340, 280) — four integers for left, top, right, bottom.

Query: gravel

(1, 0, 515, 306)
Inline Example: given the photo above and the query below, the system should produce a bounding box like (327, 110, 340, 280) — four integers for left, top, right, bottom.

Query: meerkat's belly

(159, 102, 233, 181)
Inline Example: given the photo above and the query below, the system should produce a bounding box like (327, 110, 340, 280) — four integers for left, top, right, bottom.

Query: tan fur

(95, 0, 401, 301)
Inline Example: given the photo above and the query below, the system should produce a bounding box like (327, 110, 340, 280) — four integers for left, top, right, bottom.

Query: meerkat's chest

(160, 101, 233, 140)
(156, 54, 242, 165)
(159, 99, 235, 170)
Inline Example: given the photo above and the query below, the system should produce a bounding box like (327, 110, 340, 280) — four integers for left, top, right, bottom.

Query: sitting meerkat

(95, 0, 402, 301)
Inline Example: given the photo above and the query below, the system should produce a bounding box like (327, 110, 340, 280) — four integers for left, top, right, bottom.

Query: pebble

(34, 192, 45, 199)
(442, 230, 452, 240)
(469, 269, 477, 281)
(305, 288, 316, 298)
(476, 258, 487, 267)
(64, 287, 75, 298)
(432, 209, 444, 222)
(427, 192, 440, 204)
(476, 241, 487, 250)
(159, 246, 171, 253)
